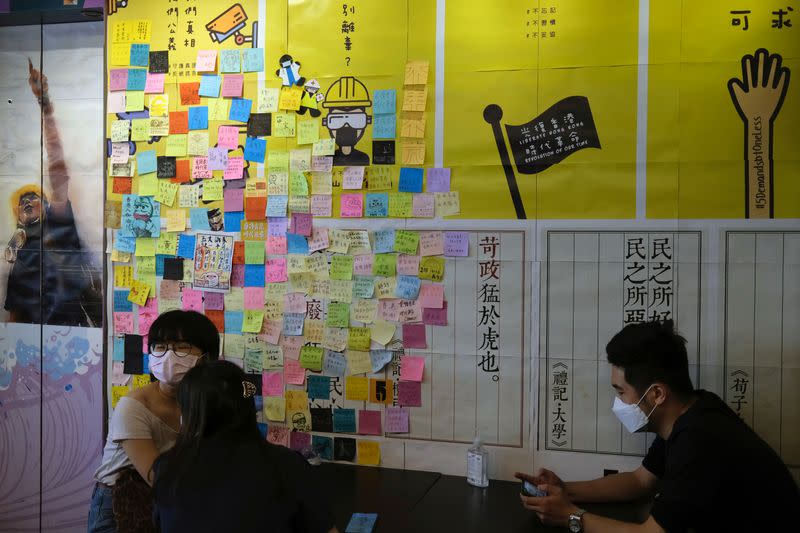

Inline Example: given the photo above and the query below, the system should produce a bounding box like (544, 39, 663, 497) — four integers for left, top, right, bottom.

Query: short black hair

(606, 320, 694, 398)
(147, 310, 220, 360)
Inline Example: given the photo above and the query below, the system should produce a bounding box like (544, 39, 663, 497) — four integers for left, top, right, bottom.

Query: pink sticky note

(340, 194, 363, 218)
(342, 166, 365, 189)
(310, 194, 332, 217)
(281, 336, 304, 359)
(443, 231, 469, 257)
(266, 258, 288, 283)
(385, 406, 409, 433)
(204, 291, 224, 310)
(400, 354, 426, 381)
(378, 299, 401, 322)
(290, 213, 313, 236)
(139, 312, 156, 335)
(412, 193, 435, 218)
(266, 236, 287, 255)
(289, 431, 312, 452)
(113, 312, 133, 334)
(353, 254, 373, 276)
(267, 425, 290, 447)
(144, 73, 165, 94)
(398, 299, 422, 324)
(308, 227, 329, 252)
(358, 410, 383, 435)
(224, 188, 244, 212)
(284, 358, 306, 385)
(426, 168, 451, 192)
(107, 91, 126, 113)
(419, 231, 444, 256)
(231, 264, 245, 287)
(182, 288, 203, 312)
(259, 319, 282, 344)
(398, 381, 422, 407)
(419, 284, 444, 309)
(423, 301, 448, 326)
(224, 157, 244, 180)
(109, 69, 128, 91)
(397, 254, 420, 276)
(284, 292, 307, 314)
(196, 50, 218, 72)
(244, 287, 265, 309)
(262, 371, 284, 396)
(217, 126, 240, 150)
(221, 74, 244, 97)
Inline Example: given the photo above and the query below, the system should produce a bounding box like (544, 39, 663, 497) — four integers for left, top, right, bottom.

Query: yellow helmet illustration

(322, 76, 372, 108)
(9, 184, 46, 219)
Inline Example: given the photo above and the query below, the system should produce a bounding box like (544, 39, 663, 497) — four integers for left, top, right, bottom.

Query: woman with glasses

(88, 310, 220, 533)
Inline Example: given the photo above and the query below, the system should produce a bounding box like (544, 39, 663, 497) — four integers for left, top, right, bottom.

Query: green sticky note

(125, 91, 145, 112)
(131, 118, 149, 141)
(373, 254, 397, 277)
(242, 310, 264, 333)
(244, 240, 265, 264)
(326, 301, 351, 328)
(329, 254, 354, 281)
(268, 150, 290, 171)
(347, 326, 371, 351)
(388, 192, 413, 217)
(299, 345, 324, 371)
(297, 119, 320, 145)
(165, 134, 188, 157)
(289, 170, 309, 196)
(135, 237, 156, 257)
(394, 230, 419, 255)
(138, 174, 158, 196)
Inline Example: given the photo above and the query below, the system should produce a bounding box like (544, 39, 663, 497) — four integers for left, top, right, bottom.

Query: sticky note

(297, 120, 320, 145)
(346, 350, 372, 375)
(443, 231, 469, 257)
(412, 193, 435, 218)
(221, 74, 244, 97)
(434, 191, 460, 216)
(188, 106, 208, 130)
(219, 49, 240, 73)
(385, 407, 409, 433)
(329, 255, 354, 281)
(299, 346, 324, 372)
(340, 194, 363, 218)
(423, 300, 448, 326)
(257, 87, 280, 113)
(358, 410, 382, 435)
(197, 74, 221, 97)
(345, 376, 369, 401)
(196, 49, 217, 72)
(371, 254, 396, 277)
(247, 113, 271, 136)
(144, 72, 164, 94)
(229, 98, 252, 123)
(346, 512, 378, 532)
(418, 256, 445, 282)
(395, 275, 421, 300)
(124, 91, 144, 111)
(372, 114, 396, 139)
(278, 86, 303, 110)
(397, 381, 422, 407)
(242, 48, 264, 72)
(333, 408, 356, 433)
(387, 192, 412, 218)
(419, 231, 444, 257)
(165, 134, 187, 157)
(217, 125, 239, 150)
(399, 167, 424, 193)
(312, 138, 334, 156)
(394, 230, 419, 255)
(244, 136, 266, 163)
(264, 396, 285, 421)
(402, 86, 428, 112)
(342, 166, 365, 190)
(148, 50, 168, 73)
(273, 112, 296, 137)
(224, 157, 244, 180)
(347, 327, 371, 352)
(419, 283, 444, 309)
(400, 354, 426, 383)
(373, 89, 396, 114)
(326, 302, 350, 328)
(404, 60, 429, 84)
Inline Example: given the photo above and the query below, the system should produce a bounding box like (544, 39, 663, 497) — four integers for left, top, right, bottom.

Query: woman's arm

(121, 439, 161, 486)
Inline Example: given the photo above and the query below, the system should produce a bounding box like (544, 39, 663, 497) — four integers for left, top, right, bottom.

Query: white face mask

(149, 350, 200, 385)
(612, 384, 658, 433)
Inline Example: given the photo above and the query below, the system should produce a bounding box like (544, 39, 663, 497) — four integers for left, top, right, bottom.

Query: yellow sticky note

(208, 98, 229, 121)
(402, 87, 428, 112)
(155, 180, 179, 206)
(351, 298, 378, 324)
(203, 178, 223, 201)
(165, 208, 186, 232)
(127, 279, 150, 306)
(418, 256, 445, 282)
(114, 265, 133, 288)
(273, 112, 296, 137)
(110, 120, 130, 142)
(401, 140, 425, 165)
(165, 134, 187, 157)
(131, 118, 149, 141)
(345, 376, 369, 401)
(346, 350, 372, 375)
(312, 138, 335, 156)
(112, 19, 151, 43)
(187, 131, 209, 156)
(297, 119, 320, 145)
(278, 86, 303, 111)
(111, 249, 131, 263)
(131, 374, 150, 389)
(110, 43, 131, 66)
(156, 232, 178, 255)
(311, 171, 333, 194)
(111, 385, 129, 408)
(347, 327, 371, 351)
(367, 166, 392, 190)
(357, 440, 381, 466)
(388, 192, 413, 218)
(374, 277, 397, 299)
(257, 87, 280, 113)
(400, 115, 426, 138)
(125, 91, 144, 112)
(285, 390, 309, 412)
(138, 174, 158, 196)
(242, 310, 264, 333)
(135, 238, 155, 257)
(304, 319, 324, 344)
(264, 396, 286, 421)
(434, 191, 460, 217)
(371, 319, 396, 345)
(404, 60, 429, 85)
(148, 94, 169, 117)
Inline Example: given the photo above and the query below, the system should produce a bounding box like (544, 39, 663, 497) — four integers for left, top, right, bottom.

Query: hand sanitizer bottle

(466, 437, 489, 487)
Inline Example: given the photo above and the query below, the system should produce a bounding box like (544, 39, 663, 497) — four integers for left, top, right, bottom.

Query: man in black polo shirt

(517, 320, 799, 532)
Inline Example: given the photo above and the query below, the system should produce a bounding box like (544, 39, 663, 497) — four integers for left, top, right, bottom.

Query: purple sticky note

(231, 264, 245, 287)
(83, 0, 104, 8)
(109, 69, 129, 91)
(426, 168, 451, 192)
(402, 325, 427, 350)
(443, 231, 469, 257)
(385, 407, 409, 433)
(397, 381, 422, 407)
(290, 212, 313, 237)
(203, 291, 224, 311)
(422, 300, 448, 326)
(289, 431, 312, 452)
(267, 216, 289, 236)
(358, 410, 383, 435)
(224, 188, 244, 211)
(208, 147, 229, 170)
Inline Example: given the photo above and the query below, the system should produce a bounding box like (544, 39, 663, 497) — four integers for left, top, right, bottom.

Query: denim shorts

(87, 483, 116, 533)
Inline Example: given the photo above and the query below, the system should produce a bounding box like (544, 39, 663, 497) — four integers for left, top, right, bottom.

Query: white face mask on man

(611, 384, 658, 433)
(149, 350, 200, 385)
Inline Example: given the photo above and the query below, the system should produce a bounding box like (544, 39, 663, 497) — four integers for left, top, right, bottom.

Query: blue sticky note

(137, 149, 157, 175)
(373, 229, 395, 254)
(307, 375, 331, 400)
(254, 395, 263, 411)
(114, 290, 133, 312)
(370, 350, 394, 373)
(188, 106, 208, 130)
(365, 193, 388, 218)
(224, 311, 244, 334)
(126, 68, 147, 91)
(114, 236, 136, 253)
(333, 408, 356, 433)
(244, 264, 265, 287)
(155, 254, 172, 277)
(242, 48, 264, 72)
(224, 211, 244, 233)
(257, 422, 268, 439)
(312, 435, 333, 460)
(323, 350, 348, 376)
(398, 167, 424, 193)
(372, 114, 396, 139)
(282, 313, 305, 336)
(189, 208, 211, 231)
(373, 89, 396, 114)
(129, 44, 150, 67)
(229, 98, 252, 123)
(219, 49, 241, 73)
(345, 513, 378, 533)
(395, 275, 421, 299)
(266, 195, 288, 217)
(177, 234, 196, 259)
(198, 74, 222, 97)
(244, 136, 266, 163)
(113, 336, 125, 362)
(287, 233, 309, 254)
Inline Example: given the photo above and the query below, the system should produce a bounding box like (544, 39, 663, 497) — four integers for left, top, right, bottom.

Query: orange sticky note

(233, 241, 246, 264)
(172, 159, 191, 183)
(113, 177, 132, 194)
(169, 111, 189, 134)
(179, 82, 200, 105)
(245, 196, 266, 220)
(205, 309, 225, 332)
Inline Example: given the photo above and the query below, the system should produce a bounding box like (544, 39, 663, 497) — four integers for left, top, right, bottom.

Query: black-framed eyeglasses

(149, 342, 204, 358)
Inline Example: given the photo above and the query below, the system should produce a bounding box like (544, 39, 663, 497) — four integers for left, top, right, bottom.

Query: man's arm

(582, 514, 664, 533)
(565, 466, 657, 503)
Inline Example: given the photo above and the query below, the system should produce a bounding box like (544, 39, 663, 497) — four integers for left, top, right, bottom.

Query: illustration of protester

(322, 76, 373, 166)
(728, 48, 790, 219)
(130, 196, 159, 237)
(297, 78, 324, 117)
(3, 61, 102, 326)
(275, 54, 305, 87)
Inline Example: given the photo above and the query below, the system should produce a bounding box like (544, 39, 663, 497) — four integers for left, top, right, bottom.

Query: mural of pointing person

(322, 76, 373, 166)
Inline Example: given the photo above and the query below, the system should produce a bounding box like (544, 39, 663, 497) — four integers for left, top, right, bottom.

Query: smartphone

(521, 480, 548, 497)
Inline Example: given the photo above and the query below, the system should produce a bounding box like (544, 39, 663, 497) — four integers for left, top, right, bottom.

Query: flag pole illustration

(483, 104, 527, 219)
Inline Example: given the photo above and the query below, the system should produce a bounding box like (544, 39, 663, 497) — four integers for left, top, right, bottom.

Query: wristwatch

(568, 508, 587, 532)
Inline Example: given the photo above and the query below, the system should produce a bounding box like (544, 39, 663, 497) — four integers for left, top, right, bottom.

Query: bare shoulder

(127, 383, 156, 408)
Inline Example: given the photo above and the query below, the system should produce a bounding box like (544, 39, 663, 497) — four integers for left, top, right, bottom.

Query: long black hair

(152, 360, 262, 499)
(147, 310, 221, 360)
